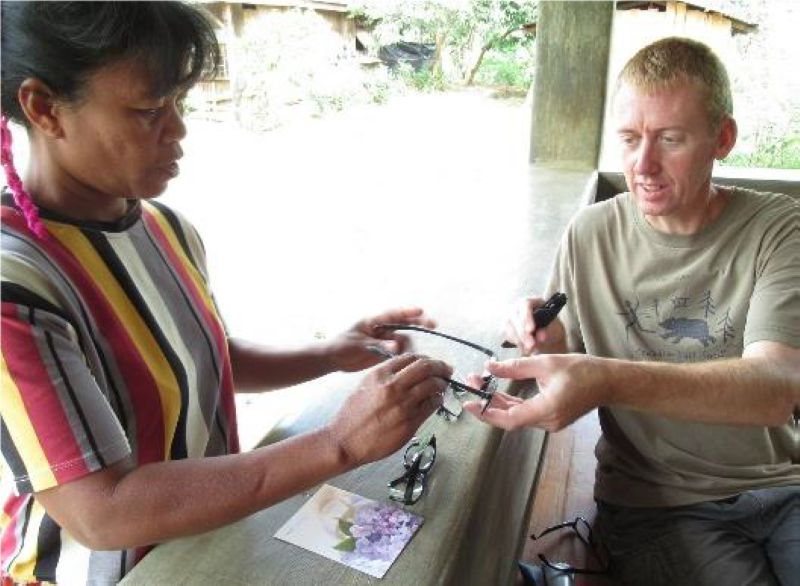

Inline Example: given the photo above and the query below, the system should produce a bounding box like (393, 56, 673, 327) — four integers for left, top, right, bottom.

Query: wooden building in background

(192, 1, 354, 121)
(611, 1, 756, 84)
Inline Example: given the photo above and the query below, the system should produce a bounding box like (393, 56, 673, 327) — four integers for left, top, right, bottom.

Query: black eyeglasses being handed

(371, 325, 498, 415)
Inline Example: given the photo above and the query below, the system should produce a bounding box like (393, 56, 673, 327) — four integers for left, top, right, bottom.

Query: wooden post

(432, 30, 445, 76)
(529, 2, 614, 168)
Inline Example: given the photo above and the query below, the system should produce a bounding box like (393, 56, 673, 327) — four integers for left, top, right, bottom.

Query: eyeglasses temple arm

(530, 520, 577, 541)
(375, 324, 496, 358)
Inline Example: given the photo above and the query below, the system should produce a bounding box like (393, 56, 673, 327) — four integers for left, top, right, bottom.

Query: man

(465, 37, 799, 585)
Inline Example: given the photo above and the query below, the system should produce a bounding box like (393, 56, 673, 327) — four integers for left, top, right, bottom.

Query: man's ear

(18, 78, 65, 139)
(714, 116, 737, 160)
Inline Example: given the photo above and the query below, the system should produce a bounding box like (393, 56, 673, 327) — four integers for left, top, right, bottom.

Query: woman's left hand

(325, 307, 436, 373)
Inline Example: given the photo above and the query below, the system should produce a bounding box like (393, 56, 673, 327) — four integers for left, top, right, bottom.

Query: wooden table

(121, 168, 594, 586)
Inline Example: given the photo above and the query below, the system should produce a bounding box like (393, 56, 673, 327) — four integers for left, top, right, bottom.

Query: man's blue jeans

(595, 485, 800, 586)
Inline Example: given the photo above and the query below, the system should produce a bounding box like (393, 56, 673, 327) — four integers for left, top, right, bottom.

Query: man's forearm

(604, 355, 797, 426)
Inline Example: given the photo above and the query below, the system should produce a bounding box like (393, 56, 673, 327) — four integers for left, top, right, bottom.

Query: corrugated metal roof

(617, 1, 757, 33)
(196, 0, 351, 12)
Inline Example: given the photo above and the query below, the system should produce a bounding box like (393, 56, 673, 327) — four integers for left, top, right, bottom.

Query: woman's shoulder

(142, 200, 201, 240)
(1, 214, 69, 315)
(141, 200, 210, 274)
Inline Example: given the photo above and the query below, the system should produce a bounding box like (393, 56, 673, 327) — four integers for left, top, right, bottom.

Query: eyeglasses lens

(390, 437, 436, 505)
(388, 476, 425, 504)
(373, 325, 496, 417)
(404, 442, 436, 471)
(575, 518, 593, 545)
(439, 386, 464, 420)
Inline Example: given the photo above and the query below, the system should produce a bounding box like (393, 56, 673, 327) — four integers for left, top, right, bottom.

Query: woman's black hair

(1, 1, 220, 239)
(1, 1, 220, 125)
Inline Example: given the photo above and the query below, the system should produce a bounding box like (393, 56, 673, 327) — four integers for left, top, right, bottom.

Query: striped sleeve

(146, 201, 210, 283)
(1, 291, 130, 494)
(145, 201, 229, 336)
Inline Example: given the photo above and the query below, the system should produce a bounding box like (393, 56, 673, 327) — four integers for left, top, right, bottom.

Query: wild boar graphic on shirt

(618, 288, 740, 362)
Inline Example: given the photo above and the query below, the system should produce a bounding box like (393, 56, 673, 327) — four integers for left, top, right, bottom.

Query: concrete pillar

(530, 2, 614, 168)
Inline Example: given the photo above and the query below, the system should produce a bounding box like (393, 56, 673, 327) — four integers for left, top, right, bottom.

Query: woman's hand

(328, 353, 452, 466)
(324, 307, 436, 373)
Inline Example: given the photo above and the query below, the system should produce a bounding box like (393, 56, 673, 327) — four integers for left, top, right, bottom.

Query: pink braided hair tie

(1, 114, 47, 239)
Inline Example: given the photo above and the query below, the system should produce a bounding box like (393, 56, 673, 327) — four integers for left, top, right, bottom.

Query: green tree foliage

(462, 1, 538, 85)
(704, 0, 800, 169)
(352, 0, 458, 42)
(352, 0, 537, 86)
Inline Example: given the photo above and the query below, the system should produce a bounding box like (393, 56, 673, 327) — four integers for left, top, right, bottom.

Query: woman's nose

(162, 103, 187, 144)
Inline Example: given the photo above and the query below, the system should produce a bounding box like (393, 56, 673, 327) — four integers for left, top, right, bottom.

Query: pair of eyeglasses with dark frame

(372, 325, 498, 415)
(388, 435, 436, 505)
(530, 516, 611, 577)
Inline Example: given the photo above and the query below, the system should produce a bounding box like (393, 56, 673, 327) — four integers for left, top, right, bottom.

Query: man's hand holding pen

(462, 292, 610, 432)
(502, 292, 569, 356)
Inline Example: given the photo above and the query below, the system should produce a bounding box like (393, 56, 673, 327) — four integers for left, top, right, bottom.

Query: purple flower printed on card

(334, 503, 422, 568)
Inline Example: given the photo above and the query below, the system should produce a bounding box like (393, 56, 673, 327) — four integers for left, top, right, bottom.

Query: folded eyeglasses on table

(387, 434, 437, 505)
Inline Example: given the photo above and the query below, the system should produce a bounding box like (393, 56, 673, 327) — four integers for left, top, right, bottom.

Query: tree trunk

(465, 27, 519, 86)
(432, 30, 445, 76)
(465, 45, 490, 86)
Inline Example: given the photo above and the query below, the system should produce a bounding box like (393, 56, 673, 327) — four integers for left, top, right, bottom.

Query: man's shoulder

(724, 186, 799, 233)
(728, 185, 799, 213)
(570, 192, 633, 232)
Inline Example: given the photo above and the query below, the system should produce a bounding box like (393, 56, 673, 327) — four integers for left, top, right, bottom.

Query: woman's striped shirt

(0, 194, 239, 584)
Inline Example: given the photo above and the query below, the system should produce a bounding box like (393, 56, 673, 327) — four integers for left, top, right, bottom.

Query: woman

(0, 3, 450, 583)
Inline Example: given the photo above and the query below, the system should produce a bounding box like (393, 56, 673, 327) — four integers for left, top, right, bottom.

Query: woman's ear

(18, 78, 65, 138)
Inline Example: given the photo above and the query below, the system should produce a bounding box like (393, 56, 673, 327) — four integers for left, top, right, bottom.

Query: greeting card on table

(274, 484, 424, 578)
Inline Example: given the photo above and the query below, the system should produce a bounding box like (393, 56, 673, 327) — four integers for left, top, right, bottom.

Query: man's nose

(633, 138, 660, 175)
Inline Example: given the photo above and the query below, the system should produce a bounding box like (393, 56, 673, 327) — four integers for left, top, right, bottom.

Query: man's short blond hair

(616, 37, 733, 130)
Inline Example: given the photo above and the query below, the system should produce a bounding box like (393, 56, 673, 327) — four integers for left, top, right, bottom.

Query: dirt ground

(166, 88, 529, 333)
(164, 88, 535, 447)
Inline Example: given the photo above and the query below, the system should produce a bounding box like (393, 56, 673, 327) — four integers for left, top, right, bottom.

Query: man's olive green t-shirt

(545, 187, 799, 507)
